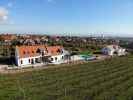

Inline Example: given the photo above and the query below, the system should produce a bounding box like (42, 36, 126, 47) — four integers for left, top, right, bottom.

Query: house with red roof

(15, 45, 69, 67)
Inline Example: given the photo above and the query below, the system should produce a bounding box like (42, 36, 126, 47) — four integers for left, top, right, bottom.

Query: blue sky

(0, 0, 133, 36)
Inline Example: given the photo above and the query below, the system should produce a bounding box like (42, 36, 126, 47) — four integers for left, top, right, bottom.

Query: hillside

(0, 55, 133, 100)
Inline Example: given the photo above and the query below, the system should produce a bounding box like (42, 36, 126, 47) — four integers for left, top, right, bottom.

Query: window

(32, 51, 34, 54)
(57, 49, 61, 53)
(55, 57, 57, 61)
(31, 59, 34, 64)
(21, 60, 23, 64)
(51, 58, 53, 61)
(62, 56, 64, 59)
(29, 59, 30, 63)
(36, 48, 41, 53)
(35, 58, 38, 63)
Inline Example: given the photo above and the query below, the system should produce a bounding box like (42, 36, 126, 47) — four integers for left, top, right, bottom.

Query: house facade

(15, 45, 69, 67)
(102, 45, 126, 56)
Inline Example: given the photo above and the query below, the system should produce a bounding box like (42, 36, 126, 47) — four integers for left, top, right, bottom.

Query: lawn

(0, 55, 133, 100)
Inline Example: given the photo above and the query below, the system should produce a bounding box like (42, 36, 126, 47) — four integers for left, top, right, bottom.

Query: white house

(46, 46, 70, 64)
(15, 45, 45, 67)
(102, 45, 126, 56)
(15, 45, 69, 67)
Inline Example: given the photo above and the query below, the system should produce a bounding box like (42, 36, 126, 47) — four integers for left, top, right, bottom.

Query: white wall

(102, 47, 126, 56)
(102, 48, 114, 56)
(117, 49, 126, 56)
(70, 55, 84, 61)
(50, 54, 65, 64)
(17, 56, 41, 67)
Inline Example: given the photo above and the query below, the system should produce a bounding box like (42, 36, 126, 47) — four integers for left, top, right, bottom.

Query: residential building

(102, 45, 126, 56)
(15, 45, 69, 67)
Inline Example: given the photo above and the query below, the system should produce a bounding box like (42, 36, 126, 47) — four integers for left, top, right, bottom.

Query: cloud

(0, 7, 9, 23)
(0, 0, 15, 25)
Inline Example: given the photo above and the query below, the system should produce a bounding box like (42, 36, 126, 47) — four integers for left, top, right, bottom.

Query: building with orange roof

(15, 45, 70, 67)
(0, 34, 17, 41)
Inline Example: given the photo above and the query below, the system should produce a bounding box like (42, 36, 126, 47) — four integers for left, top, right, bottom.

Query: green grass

(1, 55, 133, 100)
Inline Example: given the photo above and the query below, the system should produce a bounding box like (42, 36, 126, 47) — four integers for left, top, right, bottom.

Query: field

(1, 55, 133, 100)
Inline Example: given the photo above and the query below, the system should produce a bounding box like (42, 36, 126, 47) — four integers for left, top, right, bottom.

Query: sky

(0, 0, 133, 36)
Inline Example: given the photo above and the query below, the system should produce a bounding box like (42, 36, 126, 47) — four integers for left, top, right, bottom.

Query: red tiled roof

(16, 45, 63, 58)
(0, 34, 16, 41)
(46, 46, 63, 56)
